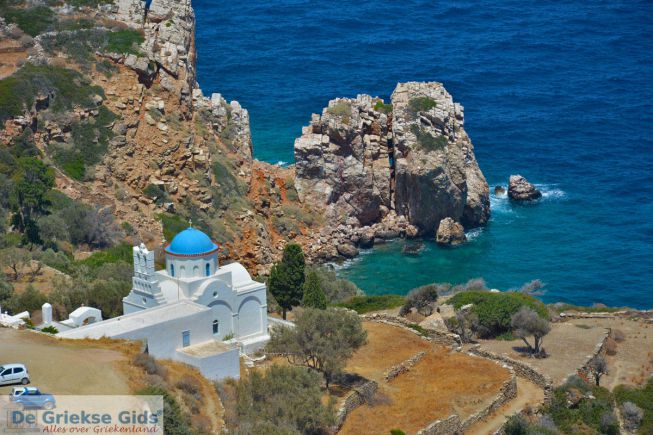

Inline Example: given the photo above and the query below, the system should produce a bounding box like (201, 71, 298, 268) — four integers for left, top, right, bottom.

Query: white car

(0, 364, 30, 386)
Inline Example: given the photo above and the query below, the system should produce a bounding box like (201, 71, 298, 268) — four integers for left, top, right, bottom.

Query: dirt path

(464, 377, 545, 435)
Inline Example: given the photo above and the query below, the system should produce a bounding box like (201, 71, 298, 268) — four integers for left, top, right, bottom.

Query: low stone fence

(468, 345, 553, 400)
(385, 351, 426, 381)
(332, 379, 378, 432)
(416, 369, 517, 435)
(362, 313, 462, 348)
(576, 327, 611, 382)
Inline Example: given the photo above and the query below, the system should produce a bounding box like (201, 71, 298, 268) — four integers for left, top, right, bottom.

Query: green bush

(157, 213, 188, 242)
(78, 242, 132, 269)
(337, 294, 405, 314)
(543, 377, 617, 434)
(0, 63, 105, 125)
(143, 184, 167, 203)
(50, 106, 116, 180)
(106, 29, 144, 55)
(41, 325, 59, 334)
(407, 96, 437, 117)
(410, 125, 448, 152)
(449, 291, 548, 338)
(2, 5, 55, 36)
(373, 100, 393, 114)
(614, 378, 653, 434)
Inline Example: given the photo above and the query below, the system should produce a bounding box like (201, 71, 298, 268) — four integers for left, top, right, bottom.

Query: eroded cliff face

(294, 82, 490, 237)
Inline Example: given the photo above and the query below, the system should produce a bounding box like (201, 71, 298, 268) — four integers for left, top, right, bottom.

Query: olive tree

(267, 308, 367, 389)
(511, 306, 550, 356)
(588, 355, 608, 386)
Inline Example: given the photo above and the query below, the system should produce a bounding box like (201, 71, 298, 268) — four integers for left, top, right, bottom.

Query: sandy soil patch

(339, 322, 510, 434)
(475, 319, 609, 385)
(0, 328, 131, 395)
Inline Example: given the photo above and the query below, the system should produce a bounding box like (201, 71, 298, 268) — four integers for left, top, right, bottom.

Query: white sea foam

(465, 227, 484, 240)
(536, 184, 567, 200)
(275, 160, 289, 167)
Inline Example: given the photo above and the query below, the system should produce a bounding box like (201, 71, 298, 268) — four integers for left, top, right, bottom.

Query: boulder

(494, 185, 506, 196)
(508, 175, 542, 201)
(358, 230, 375, 249)
(436, 217, 466, 246)
(337, 243, 359, 259)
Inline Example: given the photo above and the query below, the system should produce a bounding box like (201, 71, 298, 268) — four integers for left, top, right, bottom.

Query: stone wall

(576, 327, 611, 382)
(332, 380, 378, 432)
(385, 351, 426, 381)
(415, 370, 517, 435)
(416, 415, 462, 435)
(362, 313, 462, 348)
(468, 345, 553, 398)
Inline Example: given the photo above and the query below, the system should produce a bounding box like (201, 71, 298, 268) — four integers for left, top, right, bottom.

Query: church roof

(164, 227, 219, 257)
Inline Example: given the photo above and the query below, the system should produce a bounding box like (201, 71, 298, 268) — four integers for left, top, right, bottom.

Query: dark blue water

(194, 0, 653, 308)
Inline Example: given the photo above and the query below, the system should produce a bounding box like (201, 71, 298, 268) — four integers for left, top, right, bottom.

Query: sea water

(194, 0, 653, 308)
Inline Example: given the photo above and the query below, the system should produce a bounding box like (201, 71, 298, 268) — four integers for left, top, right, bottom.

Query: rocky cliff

(294, 82, 490, 237)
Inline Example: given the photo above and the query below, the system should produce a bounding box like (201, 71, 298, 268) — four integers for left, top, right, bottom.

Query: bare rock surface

(435, 217, 466, 246)
(508, 175, 542, 201)
(294, 82, 490, 243)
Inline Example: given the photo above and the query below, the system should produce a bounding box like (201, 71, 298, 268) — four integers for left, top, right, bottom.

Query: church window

(182, 330, 190, 347)
(213, 291, 218, 298)
(212, 320, 219, 334)
(170, 264, 175, 277)
(193, 265, 199, 276)
(205, 263, 211, 276)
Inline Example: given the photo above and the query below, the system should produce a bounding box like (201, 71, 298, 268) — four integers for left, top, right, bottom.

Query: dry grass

(339, 322, 510, 434)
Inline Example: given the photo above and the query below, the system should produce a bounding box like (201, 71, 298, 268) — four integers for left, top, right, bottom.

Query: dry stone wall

(332, 380, 378, 432)
(385, 351, 426, 381)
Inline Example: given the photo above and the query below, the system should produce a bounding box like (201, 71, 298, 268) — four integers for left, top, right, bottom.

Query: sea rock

(294, 82, 490, 236)
(337, 243, 359, 259)
(401, 241, 424, 256)
(494, 185, 506, 196)
(436, 217, 466, 246)
(358, 230, 375, 249)
(508, 175, 542, 201)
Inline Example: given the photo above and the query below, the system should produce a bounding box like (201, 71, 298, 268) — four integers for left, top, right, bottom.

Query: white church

(57, 225, 278, 380)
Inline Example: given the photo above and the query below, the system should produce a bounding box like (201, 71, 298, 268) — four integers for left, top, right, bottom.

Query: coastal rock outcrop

(435, 217, 466, 246)
(508, 175, 542, 201)
(294, 82, 490, 238)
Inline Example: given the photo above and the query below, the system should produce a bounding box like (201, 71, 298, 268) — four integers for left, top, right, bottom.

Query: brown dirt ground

(339, 322, 510, 435)
(0, 327, 131, 395)
(473, 318, 609, 385)
(0, 42, 28, 79)
(580, 318, 653, 389)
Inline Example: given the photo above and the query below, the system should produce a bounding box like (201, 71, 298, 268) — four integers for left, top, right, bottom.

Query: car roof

(1, 364, 26, 369)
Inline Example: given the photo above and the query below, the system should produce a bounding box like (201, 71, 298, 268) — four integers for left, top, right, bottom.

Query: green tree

(302, 269, 327, 309)
(268, 308, 367, 389)
(234, 365, 334, 434)
(511, 306, 551, 356)
(10, 157, 54, 232)
(268, 244, 305, 319)
(7, 284, 46, 314)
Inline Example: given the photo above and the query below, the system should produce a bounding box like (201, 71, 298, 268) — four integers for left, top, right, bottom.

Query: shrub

(133, 353, 167, 378)
(407, 96, 437, 117)
(400, 284, 439, 317)
(143, 184, 167, 203)
(327, 101, 352, 118)
(2, 5, 55, 36)
(449, 291, 548, 338)
(176, 375, 201, 398)
(79, 243, 132, 268)
(0, 63, 105, 125)
(106, 29, 144, 55)
(605, 337, 617, 356)
(503, 414, 529, 435)
(337, 294, 405, 314)
(410, 125, 448, 152)
(373, 100, 393, 114)
(614, 377, 653, 434)
(233, 365, 334, 433)
(302, 269, 327, 310)
(621, 401, 644, 432)
(41, 325, 59, 334)
(308, 265, 362, 304)
(157, 213, 188, 242)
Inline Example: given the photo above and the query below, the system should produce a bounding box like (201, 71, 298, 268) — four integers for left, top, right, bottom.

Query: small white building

(57, 225, 271, 380)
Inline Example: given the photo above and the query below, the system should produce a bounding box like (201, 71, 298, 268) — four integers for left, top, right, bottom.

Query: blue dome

(165, 227, 219, 256)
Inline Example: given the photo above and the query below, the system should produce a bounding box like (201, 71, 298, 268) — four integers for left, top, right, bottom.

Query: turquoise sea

(194, 0, 653, 308)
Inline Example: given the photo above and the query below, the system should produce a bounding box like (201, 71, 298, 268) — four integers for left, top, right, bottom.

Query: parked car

(9, 387, 55, 410)
(0, 364, 29, 386)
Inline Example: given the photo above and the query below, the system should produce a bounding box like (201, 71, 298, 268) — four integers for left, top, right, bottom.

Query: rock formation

(508, 175, 542, 201)
(435, 217, 466, 246)
(294, 82, 490, 238)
